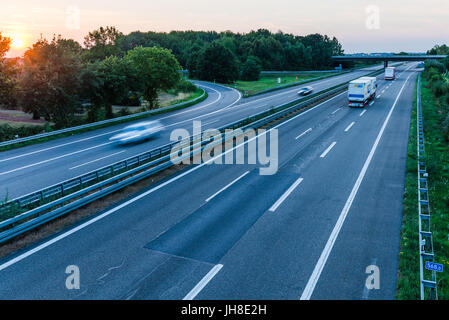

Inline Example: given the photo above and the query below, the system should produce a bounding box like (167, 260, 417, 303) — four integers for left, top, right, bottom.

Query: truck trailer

(348, 77, 376, 108)
(359, 76, 377, 99)
(385, 67, 396, 80)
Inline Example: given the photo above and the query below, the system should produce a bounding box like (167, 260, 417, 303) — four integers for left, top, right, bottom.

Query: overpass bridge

(332, 54, 447, 68)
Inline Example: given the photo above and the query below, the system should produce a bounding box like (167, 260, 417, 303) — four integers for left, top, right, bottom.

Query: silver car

(109, 120, 164, 144)
(298, 86, 313, 96)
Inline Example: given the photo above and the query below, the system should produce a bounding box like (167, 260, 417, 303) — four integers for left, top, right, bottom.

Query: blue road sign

(425, 261, 443, 272)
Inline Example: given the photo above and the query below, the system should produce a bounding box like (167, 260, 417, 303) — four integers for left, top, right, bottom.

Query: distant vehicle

(298, 86, 313, 96)
(385, 67, 396, 80)
(109, 120, 164, 144)
(348, 77, 376, 108)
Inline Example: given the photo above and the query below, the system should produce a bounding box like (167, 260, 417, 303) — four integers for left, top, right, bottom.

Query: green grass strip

(397, 75, 449, 299)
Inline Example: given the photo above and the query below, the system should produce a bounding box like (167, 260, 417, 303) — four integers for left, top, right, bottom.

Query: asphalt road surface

(0, 65, 388, 200)
(0, 62, 419, 299)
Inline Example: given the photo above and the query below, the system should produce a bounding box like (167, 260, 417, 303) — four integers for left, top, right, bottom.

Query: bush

(0, 124, 46, 142)
(118, 91, 141, 106)
(442, 112, 449, 141)
(431, 80, 448, 98)
(175, 80, 197, 93)
(429, 73, 443, 83)
(118, 107, 131, 117)
(87, 107, 107, 123)
(425, 60, 446, 74)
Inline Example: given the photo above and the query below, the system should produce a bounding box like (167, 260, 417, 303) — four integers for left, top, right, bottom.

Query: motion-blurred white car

(109, 120, 164, 144)
(298, 86, 313, 96)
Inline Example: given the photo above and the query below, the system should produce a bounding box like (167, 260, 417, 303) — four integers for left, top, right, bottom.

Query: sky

(1, 0, 449, 57)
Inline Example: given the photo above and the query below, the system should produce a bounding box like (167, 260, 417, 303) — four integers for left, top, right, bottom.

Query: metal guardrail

(416, 73, 438, 300)
(0, 89, 207, 148)
(0, 68, 384, 244)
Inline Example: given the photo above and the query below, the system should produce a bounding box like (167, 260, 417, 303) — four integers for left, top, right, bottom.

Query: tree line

(0, 27, 344, 129)
(117, 29, 344, 82)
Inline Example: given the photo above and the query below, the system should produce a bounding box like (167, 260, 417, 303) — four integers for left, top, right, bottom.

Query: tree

(185, 41, 204, 78)
(0, 57, 20, 108)
(240, 56, 262, 81)
(125, 46, 181, 108)
(0, 32, 17, 108)
(196, 41, 239, 83)
(19, 36, 82, 127)
(81, 56, 141, 120)
(84, 26, 123, 61)
(427, 44, 449, 55)
(0, 32, 11, 58)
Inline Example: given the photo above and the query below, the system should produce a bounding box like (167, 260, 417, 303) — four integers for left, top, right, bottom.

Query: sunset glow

(11, 37, 24, 49)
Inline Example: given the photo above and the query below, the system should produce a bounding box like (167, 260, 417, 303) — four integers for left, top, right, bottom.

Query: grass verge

(228, 72, 341, 97)
(397, 75, 449, 299)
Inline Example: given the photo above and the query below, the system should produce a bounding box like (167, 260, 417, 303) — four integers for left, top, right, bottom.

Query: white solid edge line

(183, 264, 223, 300)
(360, 110, 367, 117)
(0, 89, 347, 273)
(269, 177, 304, 212)
(205, 171, 250, 202)
(69, 150, 126, 170)
(320, 141, 337, 158)
(295, 128, 312, 140)
(300, 71, 414, 300)
(344, 122, 355, 132)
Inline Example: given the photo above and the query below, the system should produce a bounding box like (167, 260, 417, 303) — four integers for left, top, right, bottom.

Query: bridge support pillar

(384, 60, 389, 68)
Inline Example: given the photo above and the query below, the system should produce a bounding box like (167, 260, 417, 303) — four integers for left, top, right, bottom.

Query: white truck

(348, 77, 377, 107)
(385, 67, 396, 80)
(359, 76, 377, 98)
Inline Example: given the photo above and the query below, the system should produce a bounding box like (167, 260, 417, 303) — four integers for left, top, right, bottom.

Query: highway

(0, 65, 386, 200)
(0, 62, 419, 299)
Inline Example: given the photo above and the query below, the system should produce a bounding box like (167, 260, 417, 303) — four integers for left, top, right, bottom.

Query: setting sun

(11, 37, 24, 48)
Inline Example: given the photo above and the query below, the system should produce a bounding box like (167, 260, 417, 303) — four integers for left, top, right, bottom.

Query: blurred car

(109, 120, 164, 144)
(298, 86, 313, 96)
